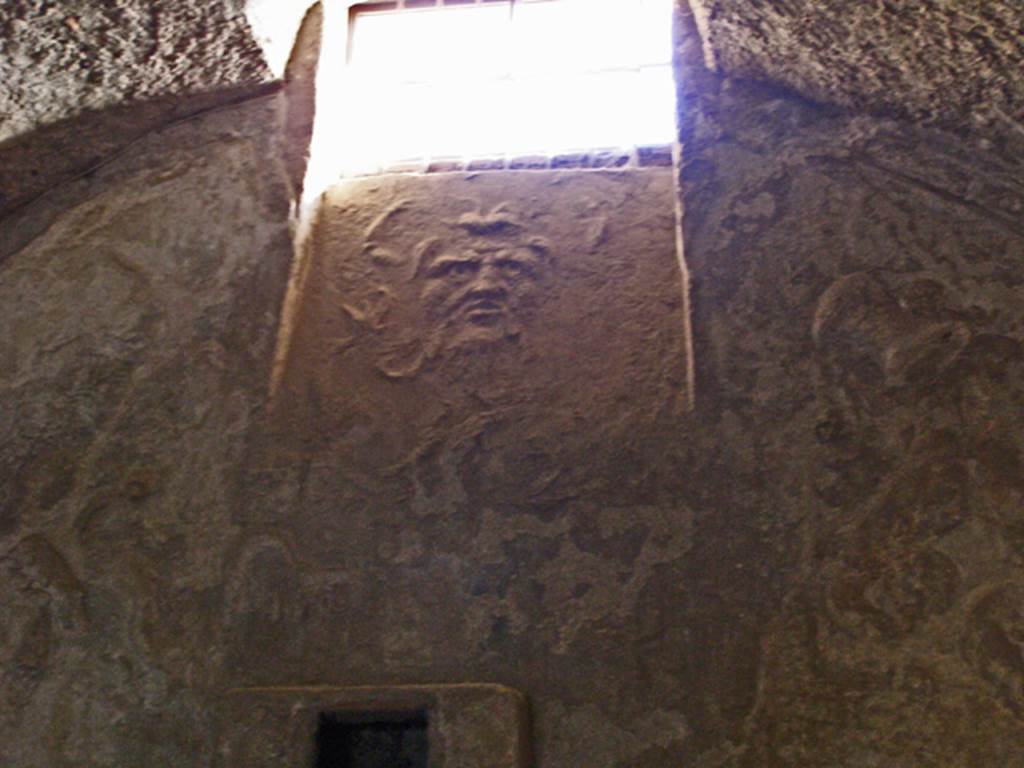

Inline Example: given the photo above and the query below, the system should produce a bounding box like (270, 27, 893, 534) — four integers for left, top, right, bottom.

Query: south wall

(2, 9, 1024, 767)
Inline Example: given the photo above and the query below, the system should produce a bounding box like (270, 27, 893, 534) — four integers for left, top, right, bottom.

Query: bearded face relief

(273, 171, 688, 442)
(415, 208, 551, 351)
(419, 238, 547, 349)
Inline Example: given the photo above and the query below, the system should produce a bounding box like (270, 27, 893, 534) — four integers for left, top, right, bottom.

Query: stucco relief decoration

(268, 172, 688, 508)
(808, 270, 1024, 637)
(352, 201, 554, 380)
(746, 268, 1024, 755)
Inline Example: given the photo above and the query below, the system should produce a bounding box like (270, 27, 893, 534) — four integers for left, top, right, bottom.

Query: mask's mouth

(462, 299, 505, 325)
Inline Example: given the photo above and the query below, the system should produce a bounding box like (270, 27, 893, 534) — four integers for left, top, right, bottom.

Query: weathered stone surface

(689, 0, 1024, 134)
(0, 0, 272, 143)
(679, 69, 1024, 766)
(0, 94, 293, 765)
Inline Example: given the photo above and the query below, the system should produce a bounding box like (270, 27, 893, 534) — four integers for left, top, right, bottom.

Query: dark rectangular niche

(314, 710, 428, 768)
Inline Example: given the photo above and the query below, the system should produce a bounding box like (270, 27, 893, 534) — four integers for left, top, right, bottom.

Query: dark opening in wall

(314, 709, 429, 768)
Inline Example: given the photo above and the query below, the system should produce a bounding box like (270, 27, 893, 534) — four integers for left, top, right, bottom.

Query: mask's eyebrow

(498, 247, 541, 261)
(429, 253, 479, 266)
(424, 253, 481, 277)
(412, 236, 445, 280)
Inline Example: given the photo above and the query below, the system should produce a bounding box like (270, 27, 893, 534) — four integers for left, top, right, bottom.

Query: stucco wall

(677, 65, 1024, 768)
(2, 10, 1024, 767)
(0, 94, 292, 766)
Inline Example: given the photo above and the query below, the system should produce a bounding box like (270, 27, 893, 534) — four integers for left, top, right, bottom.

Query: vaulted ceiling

(2, 1, 1022, 146)
(690, 0, 1024, 134)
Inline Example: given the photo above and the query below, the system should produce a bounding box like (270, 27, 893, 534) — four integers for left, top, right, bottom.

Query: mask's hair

(411, 236, 445, 280)
(411, 203, 554, 279)
(364, 199, 411, 242)
(523, 236, 553, 266)
(454, 209, 522, 236)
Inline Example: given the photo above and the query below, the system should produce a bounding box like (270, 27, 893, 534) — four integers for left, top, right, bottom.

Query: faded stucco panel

(270, 169, 689, 497)
(680, 75, 1024, 765)
(0, 95, 292, 766)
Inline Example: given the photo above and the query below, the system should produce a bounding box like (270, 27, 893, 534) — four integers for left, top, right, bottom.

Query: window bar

(377, 0, 520, 8)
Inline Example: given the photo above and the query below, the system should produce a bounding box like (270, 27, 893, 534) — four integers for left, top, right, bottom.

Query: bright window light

(314, 0, 676, 178)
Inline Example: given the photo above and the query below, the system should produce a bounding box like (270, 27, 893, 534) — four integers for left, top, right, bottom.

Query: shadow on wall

(0, 84, 280, 238)
(1, 1, 324, 261)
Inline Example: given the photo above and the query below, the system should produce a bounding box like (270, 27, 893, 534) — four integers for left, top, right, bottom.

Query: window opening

(314, 709, 429, 768)
(316, 0, 676, 178)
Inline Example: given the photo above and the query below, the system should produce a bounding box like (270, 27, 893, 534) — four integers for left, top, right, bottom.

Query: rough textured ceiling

(0, 0, 273, 143)
(2, 0, 1024, 145)
(689, 0, 1024, 135)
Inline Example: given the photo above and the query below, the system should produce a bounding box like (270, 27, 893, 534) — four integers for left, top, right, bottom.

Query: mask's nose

(467, 263, 508, 299)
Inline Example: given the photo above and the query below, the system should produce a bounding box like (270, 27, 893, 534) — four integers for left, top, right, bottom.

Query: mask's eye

(449, 261, 479, 277)
(429, 259, 479, 279)
(497, 258, 533, 278)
